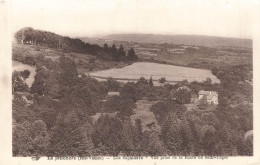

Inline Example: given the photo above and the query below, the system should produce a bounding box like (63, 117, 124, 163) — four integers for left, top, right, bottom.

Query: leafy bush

(20, 70, 31, 79)
(176, 88, 191, 104)
(159, 77, 166, 84)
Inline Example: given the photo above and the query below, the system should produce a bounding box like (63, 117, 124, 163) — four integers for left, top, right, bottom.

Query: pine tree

(49, 112, 94, 156)
(103, 43, 109, 52)
(161, 112, 183, 155)
(127, 48, 138, 61)
(59, 55, 78, 87)
(117, 44, 126, 60)
(180, 117, 194, 155)
(149, 76, 153, 87)
(79, 122, 95, 156)
(111, 44, 119, 61)
(91, 115, 123, 156)
(13, 120, 50, 156)
(120, 120, 136, 155)
(147, 132, 166, 156)
(93, 142, 110, 156)
(135, 119, 143, 142)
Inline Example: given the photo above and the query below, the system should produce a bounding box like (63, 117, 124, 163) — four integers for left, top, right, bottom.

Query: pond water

(12, 60, 36, 87)
(89, 62, 220, 85)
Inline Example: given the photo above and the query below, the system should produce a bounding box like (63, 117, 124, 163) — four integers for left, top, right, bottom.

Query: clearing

(131, 100, 161, 132)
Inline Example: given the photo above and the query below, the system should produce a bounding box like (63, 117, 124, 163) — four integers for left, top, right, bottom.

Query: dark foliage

(14, 27, 137, 62)
(126, 48, 138, 61)
(12, 31, 252, 156)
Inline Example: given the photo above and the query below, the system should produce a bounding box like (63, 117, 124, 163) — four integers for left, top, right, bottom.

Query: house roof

(177, 86, 191, 92)
(108, 91, 120, 96)
(198, 90, 217, 96)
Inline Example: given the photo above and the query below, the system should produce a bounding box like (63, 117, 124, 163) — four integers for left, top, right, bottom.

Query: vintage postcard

(0, 0, 260, 164)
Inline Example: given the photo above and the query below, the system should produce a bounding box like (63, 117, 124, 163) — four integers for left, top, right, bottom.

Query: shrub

(159, 77, 166, 84)
(26, 95, 33, 101)
(137, 77, 148, 85)
(176, 88, 191, 104)
(20, 70, 31, 79)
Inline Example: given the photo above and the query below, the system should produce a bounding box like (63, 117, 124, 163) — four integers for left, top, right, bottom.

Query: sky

(11, 0, 258, 39)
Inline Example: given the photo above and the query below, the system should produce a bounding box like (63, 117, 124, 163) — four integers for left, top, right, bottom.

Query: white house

(198, 90, 218, 105)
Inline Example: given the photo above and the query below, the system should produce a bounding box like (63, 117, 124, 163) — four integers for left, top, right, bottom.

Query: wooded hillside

(14, 27, 138, 61)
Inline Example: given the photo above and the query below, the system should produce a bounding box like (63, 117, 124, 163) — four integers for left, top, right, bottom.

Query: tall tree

(135, 119, 143, 142)
(147, 132, 166, 156)
(161, 112, 183, 155)
(49, 112, 94, 156)
(149, 76, 153, 87)
(120, 82, 139, 102)
(180, 117, 194, 155)
(103, 43, 109, 52)
(120, 119, 137, 155)
(111, 44, 119, 61)
(91, 115, 123, 156)
(176, 88, 191, 104)
(13, 120, 50, 156)
(59, 55, 78, 87)
(117, 44, 126, 60)
(127, 48, 138, 61)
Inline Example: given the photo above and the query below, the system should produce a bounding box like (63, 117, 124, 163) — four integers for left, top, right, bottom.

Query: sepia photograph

(1, 0, 260, 163)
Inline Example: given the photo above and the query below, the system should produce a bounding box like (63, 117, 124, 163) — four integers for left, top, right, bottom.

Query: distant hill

(78, 37, 108, 46)
(101, 34, 252, 48)
(78, 37, 136, 48)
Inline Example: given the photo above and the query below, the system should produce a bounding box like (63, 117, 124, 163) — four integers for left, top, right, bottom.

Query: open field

(101, 34, 252, 48)
(89, 62, 220, 85)
(80, 36, 252, 70)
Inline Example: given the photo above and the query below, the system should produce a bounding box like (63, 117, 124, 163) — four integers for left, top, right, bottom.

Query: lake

(89, 62, 220, 85)
(12, 60, 36, 87)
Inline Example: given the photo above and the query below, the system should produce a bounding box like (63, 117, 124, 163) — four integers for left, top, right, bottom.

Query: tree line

(14, 27, 138, 61)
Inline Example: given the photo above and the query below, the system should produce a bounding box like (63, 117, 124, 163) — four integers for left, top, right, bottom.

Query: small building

(198, 90, 218, 105)
(107, 91, 120, 97)
(102, 91, 120, 102)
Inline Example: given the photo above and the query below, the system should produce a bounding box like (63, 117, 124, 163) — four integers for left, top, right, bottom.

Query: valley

(12, 28, 253, 157)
